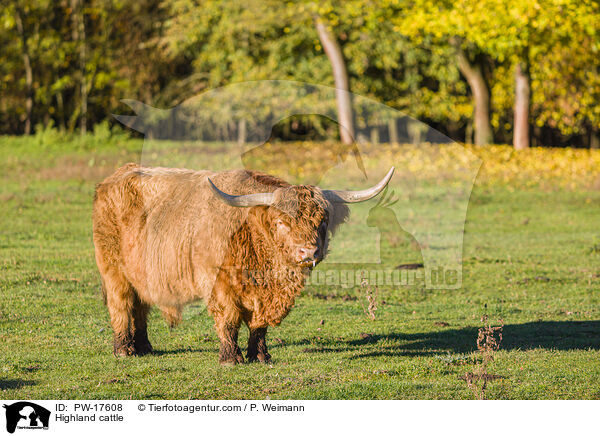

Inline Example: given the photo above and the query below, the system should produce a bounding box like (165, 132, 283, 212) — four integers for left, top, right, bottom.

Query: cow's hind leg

(214, 312, 244, 365)
(132, 292, 153, 355)
(102, 268, 151, 356)
(247, 327, 271, 363)
(102, 268, 135, 356)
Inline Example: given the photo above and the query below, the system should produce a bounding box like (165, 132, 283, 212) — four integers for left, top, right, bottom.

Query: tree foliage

(0, 0, 598, 147)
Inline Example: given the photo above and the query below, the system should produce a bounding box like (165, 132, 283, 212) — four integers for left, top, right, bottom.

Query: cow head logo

(114, 80, 481, 290)
(3, 402, 50, 433)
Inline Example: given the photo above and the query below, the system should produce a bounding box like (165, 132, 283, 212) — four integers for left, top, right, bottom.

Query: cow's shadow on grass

(0, 379, 36, 390)
(296, 321, 600, 359)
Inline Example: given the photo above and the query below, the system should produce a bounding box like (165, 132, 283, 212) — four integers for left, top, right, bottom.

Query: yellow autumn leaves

(243, 141, 600, 190)
(466, 144, 600, 189)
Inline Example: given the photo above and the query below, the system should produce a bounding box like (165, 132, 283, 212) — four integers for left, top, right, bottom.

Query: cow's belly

(124, 256, 218, 308)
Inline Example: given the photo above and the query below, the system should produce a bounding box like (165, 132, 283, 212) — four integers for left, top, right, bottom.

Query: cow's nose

(297, 245, 318, 261)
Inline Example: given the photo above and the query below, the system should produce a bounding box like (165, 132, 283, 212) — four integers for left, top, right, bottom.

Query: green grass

(0, 136, 599, 399)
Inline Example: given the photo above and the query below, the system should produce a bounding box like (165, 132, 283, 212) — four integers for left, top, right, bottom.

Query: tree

(314, 16, 354, 144)
(513, 59, 530, 150)
(160, 0, 473, 143)
(1, 1, 53, 134)
(13, 6, 34, 134)
(0, 0, 598, 148)
(454, 41, 493, 145)
(396, 0, 600, 149)
(326, 0, 471, 141)
(391, 0, 495, 145)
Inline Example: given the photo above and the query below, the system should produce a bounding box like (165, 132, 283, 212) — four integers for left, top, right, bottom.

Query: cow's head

(208, 168, 394, 268)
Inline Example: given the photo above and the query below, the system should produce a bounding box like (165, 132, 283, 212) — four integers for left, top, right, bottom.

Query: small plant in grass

(589, 243, 600, 254)
(359, 272, 378, 321)
(460, 314, 504, 400)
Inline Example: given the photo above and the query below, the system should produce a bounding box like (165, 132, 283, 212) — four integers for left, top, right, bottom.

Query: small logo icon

(2, 402, 50, 434)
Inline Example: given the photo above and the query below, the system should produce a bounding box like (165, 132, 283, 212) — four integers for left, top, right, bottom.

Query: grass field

(1, 136, 599, 400)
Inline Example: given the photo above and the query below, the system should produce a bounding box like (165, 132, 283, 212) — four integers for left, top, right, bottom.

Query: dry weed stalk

(359, 273, 378, 321)
(461, 314, 504, 400)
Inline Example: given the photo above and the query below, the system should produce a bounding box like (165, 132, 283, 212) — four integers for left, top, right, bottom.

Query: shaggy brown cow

(93, 163, 394, 364)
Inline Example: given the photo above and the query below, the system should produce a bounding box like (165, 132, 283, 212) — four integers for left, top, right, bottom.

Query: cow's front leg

(247, 327, 271, 363)
(214, 313, 244, 365)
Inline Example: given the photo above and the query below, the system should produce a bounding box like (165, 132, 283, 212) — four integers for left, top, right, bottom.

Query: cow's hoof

(247, 352, 271, 364)
(220, 353, 244, 366)
(257, 352, 271, 364)
(114, 347, 135, 357)
(114, 342, 153, 357)
(134, 342, 154, 356)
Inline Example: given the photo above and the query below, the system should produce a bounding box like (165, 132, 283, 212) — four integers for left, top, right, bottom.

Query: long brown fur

(93, 163, 348, 363)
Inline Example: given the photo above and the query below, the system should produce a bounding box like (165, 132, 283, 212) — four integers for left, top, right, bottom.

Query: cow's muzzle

(296, 245, 322, 268)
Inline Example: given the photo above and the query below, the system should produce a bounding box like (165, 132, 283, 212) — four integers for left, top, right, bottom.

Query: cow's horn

(208, 178, 275, 207)
(323, 167, 395, 203)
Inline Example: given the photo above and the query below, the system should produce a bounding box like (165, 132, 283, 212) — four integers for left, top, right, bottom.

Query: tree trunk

(79, 5, 87, 135)
(14, 8, 33, 135)
(465, 119, 473, 144)
(533, 124, 542, 148)
(455, 46, 493, 145)
(513, 61, 530, 150)
(71, 0, 87, 134)
(237, 119, 247, 145)
(314, 17, 354, 144)
(388, 119, 398, 144)
(56, 92, 66, 131)
(591, 126, 599, 149)
(370, 126, 379, 144)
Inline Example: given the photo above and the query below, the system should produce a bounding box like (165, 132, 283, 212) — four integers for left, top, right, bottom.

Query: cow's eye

(276, 219, 290, 233)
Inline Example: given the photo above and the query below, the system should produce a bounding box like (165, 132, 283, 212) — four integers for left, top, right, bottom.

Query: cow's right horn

(208, 178, 275, 207)
(323, 167, 395, 203)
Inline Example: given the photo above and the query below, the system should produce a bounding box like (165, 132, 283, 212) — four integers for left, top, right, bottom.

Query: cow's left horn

(323, 167, 395, 203)
(208, 178, 275, 207)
